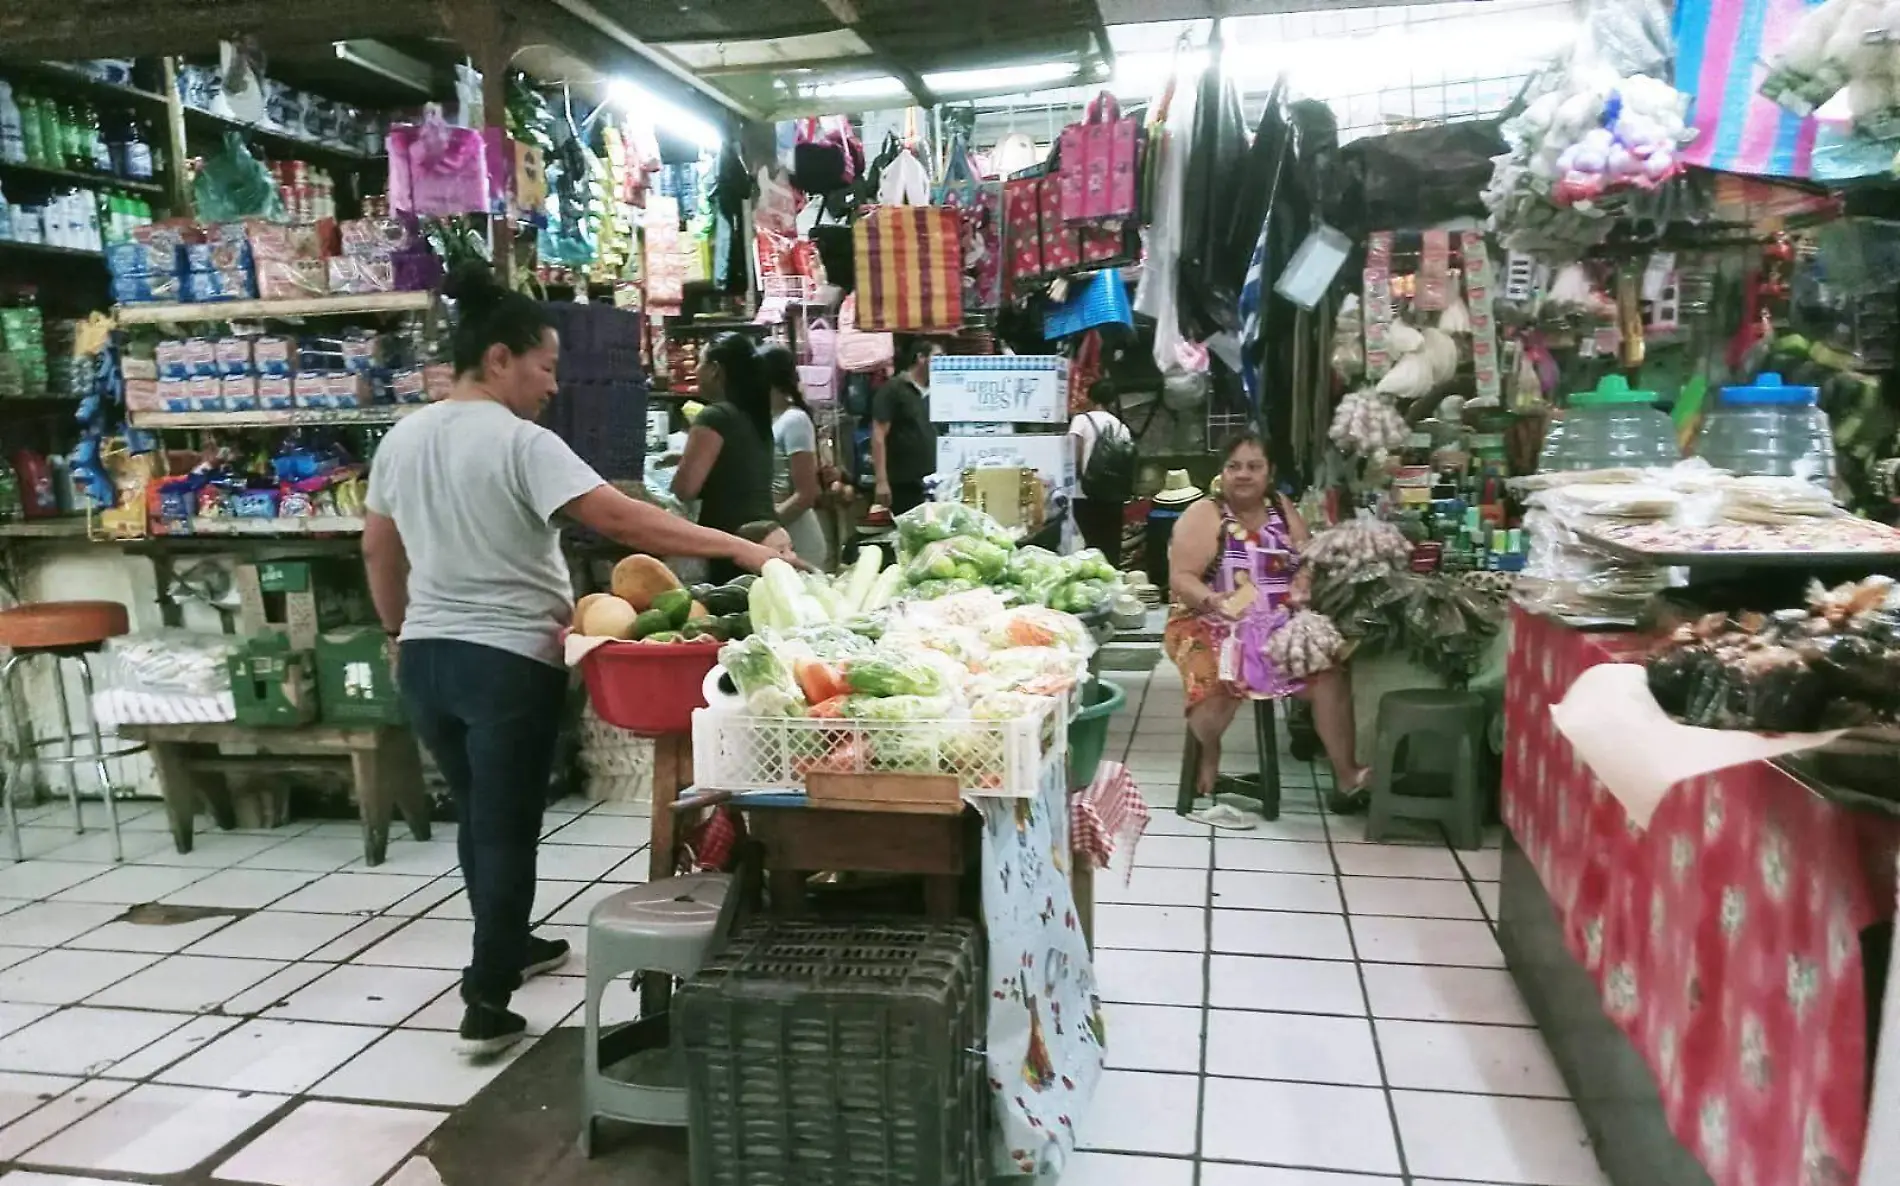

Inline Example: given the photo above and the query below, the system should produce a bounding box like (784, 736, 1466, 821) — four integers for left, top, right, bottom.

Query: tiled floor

(0, 657, 1610, 1186)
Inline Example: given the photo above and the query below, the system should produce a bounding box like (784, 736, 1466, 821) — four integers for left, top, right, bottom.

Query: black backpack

(1080, 413, 1137, 502)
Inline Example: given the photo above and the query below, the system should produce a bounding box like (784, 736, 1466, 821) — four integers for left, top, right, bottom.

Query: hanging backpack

(1079, 411, 1137, 502)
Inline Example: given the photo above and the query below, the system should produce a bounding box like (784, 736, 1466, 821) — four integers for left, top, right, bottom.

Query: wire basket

(679, 918, 987, 1186)
(691, 696, 1066, 798)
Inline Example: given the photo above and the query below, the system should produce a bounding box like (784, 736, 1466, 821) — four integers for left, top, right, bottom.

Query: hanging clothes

(1134, 60, 1199, 375)
(709, 144, 754, 294)
(1176, 33, 1250, 341)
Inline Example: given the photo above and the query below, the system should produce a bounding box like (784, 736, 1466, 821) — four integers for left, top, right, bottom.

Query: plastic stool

(1365, 689, 1486, 850)
(0, 601, 147, 863)
(1175, 697, 1281, 822)
(579, 872, 732, 1156)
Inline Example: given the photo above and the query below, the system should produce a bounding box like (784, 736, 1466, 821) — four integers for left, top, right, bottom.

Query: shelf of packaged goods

(178, 517, 366, 537)
(0, 159, 168, 197)
(179, 106, 381, 166)
(128, 405, 421, 430)
(115, 290, 434, 325)
(0, 61, 170, 109)
(0, 239, 103, 264)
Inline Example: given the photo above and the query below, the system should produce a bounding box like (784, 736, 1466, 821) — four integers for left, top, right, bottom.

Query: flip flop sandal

(1325, 770, 1374, 816)
(1189, 803, 1259, 830)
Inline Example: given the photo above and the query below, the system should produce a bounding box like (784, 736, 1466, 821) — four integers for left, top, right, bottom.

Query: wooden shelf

(129, 405, 422, 429)
(0, 239, 104, 264)
(116, 290, 434, 325)
(0, 61, 169, 109)
(179, 516, 366, 536)
(180, 106, 381, 165)
(0, 515, 92, 540)
(0, 159, 167, 197)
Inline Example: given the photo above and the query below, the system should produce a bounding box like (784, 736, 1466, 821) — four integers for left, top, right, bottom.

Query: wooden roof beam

(818, 0, 937, 109)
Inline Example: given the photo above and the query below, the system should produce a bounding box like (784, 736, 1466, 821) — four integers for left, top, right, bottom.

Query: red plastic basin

(580, 639, 721, 736)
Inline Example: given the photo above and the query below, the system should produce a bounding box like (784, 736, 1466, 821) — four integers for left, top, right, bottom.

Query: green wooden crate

(228, 634, 319, 727)
(315, 627, 405, 725)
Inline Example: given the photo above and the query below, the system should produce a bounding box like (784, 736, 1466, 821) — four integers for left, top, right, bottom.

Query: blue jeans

(398, 639, 567, 1007)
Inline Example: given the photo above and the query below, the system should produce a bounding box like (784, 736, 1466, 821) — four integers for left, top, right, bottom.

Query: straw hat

(1152, 470, 1204, 507)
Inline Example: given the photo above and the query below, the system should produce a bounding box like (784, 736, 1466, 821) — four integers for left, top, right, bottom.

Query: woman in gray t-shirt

(759, 345, 828, 569)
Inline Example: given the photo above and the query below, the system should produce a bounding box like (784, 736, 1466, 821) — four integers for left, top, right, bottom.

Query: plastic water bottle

(0, 82, 25, 165)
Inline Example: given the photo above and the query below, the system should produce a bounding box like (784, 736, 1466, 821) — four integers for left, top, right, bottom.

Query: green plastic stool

(1175, 698, 1281, 822)
(1365, 689, 1486, 850)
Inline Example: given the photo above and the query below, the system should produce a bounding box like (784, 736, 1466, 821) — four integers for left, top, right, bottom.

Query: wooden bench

(121, 723, 432, 866)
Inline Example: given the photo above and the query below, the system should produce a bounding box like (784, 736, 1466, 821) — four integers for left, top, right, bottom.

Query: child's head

(739, 520, 792, 553)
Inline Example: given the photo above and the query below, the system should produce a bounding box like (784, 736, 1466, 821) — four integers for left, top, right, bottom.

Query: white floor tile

(0, 902, 122, 947)
(0, 827, 78, 862)
(353, 920, 472, 970)
(1073, 1069, 1198, 1156)
(1061, 1151, 1195, 1186)
(1359, 964, 1534, 1026)
(1199, 1077, 1400, 1174)
(185, 911, 366, 962)
(523, 879, 591, 923)
(47, 864, 211, 907)
(106, 1015, 242, 1079)
(140, 834, 293, 869)
(382, 1157, 449, 1186)
(1480, 879, 1500, 921)
(0, 1006, 188, 1076)
(1126, 835, 1210, 869)
(533, 843, 628, 882)
(1391, 1090, 1607, 1185)
(346, 842, 464, 878)
(1222, 816, 1333, 844)
(1092, 948, 1204, 1007)
(157, 1018, 380, 1094)
(0, 946, 36, 972)
(1215, 840, 1334, 875)
(0, 896, 27, 913)
(601, 851, 651, 883)
(510, 974, 586, 1033)
(1331, 845, 1465, 880)
(1376, 1018, 1567, 1097)
(1327, 816, 1442, 846)
(1458, 847, 1502, 881)
(1094, 905, 1205, 952)
(1211, 910, 1353, 961)
(541, 813, 649, 847)
(221, 963, 332, 1016)
(0, 1002, 52, 1040)
(1141, 812, 1218, 838)
(236, 837, 369, 874)
(1204, 1010, 1382, 1085)
(314, 1028, 531, 1106)
(307, 917, 409, 962)
(213, 1099, 445, 1186)
(0, 862, 106, 901)
(87, 954, 285, 1014)
(65, 911, 237, 955)
(0, 1069, 78, 1129)
(1101, 1003, 1202, 1073)
(1211, 870, 1340, 914)
(0, 1077, 133, 1162)
(1200, 1165, 1400, 1185)
(1096, 866, 1209, 908)
(17, 1082, 285, 1175)
(1340, 876, 1484, 921)
(269, 872, 439, 916)
(273, 964, 459, 1027)
(0, 949, 158, 1005)
(42, 830, 175, 865)
(1207, 954, 1363, 1016)
(159, 868, 315, 911)
(1349, 917, 1503, 968)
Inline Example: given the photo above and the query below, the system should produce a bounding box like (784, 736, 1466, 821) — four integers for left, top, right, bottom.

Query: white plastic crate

(692, 695, 1067, 798)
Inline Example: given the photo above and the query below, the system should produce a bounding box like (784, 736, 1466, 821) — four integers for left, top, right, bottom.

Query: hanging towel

(1674, 0, 1825, 179)
(1237, 222, 1269, 420)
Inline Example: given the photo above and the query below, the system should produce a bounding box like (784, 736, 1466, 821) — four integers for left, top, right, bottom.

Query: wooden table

(122, 722, 431, 865)
(741, 800, 973, 920)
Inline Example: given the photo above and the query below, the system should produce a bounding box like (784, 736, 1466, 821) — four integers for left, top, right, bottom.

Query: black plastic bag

(1329, 121, 1505, 239)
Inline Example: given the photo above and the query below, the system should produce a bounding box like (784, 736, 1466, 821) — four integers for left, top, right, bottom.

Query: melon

(611, 554, 682, 611)
(580, 595, 640, 640)
(574, 593, 609, 630)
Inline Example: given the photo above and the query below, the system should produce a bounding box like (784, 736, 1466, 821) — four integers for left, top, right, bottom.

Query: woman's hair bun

(442, 260, 505, 306)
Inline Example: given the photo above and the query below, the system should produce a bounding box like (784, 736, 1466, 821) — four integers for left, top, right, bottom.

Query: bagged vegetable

(717, 636, 805, 715)
(843, 653, 953, 698)
(975, 645, 1090, 696)
(896, 501, 1016, 558)
(1004, 546, 1065, 588)
(982, 605, 1095, 653)
(904, 535, 1013, 584)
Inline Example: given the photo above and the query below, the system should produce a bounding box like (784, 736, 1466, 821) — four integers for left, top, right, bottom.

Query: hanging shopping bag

(1063, 92, 1142, 223)
(389, 105, 491, 216)
(793, 116, 862, 194)
(806, 317, 838, 368)
(1042, 269, 1135, 340)
(937, 138, 1003, 312)
(755, 165, 800, 236)
(1004, 173, 1046, 287)
(876, 145, 933, 207)
(835, 295, 895, 373)
(852, 205, 965, 332)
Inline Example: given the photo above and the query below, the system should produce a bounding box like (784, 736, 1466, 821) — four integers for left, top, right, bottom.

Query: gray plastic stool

(1366, 689, 1486, 850)
(580, 872, 731, 1156)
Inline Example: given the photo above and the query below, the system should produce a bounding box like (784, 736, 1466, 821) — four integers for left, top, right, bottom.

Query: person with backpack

(1069, 379, 1136, 564)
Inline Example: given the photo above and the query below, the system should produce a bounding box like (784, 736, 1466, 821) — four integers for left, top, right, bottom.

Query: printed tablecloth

(1505, 607, 1900, 1186)
(976, 763, 1106, 1179)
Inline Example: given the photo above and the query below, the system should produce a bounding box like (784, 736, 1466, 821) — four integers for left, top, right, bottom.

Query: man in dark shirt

(871, 336, 942, 514)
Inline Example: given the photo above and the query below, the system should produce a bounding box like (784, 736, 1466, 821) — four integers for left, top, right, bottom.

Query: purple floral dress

(1163, 498, 1305, 706)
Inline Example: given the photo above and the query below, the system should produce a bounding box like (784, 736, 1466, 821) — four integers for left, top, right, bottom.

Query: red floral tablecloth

(1505, 607, 1900, 1186)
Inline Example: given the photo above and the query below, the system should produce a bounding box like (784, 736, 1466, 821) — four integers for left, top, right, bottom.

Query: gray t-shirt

(365, 399, 604, 668)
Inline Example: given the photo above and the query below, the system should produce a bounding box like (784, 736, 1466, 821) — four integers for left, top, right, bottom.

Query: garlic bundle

(1264, 610, 1344, 679)
(1329, 390, 1410, 456)
(1305, 517, 1415, 578)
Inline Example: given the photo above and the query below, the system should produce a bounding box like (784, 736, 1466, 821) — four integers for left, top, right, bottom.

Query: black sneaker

(457, 1000, 527, 1058)
(522, 935, 571, 980)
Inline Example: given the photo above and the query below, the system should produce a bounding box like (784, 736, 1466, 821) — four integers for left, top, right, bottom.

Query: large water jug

(1695, 373, 1833, 485)
(1537, 375, 1677, 472)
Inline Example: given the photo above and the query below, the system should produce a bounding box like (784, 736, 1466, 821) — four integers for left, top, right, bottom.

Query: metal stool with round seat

(0, 600, 148, 863)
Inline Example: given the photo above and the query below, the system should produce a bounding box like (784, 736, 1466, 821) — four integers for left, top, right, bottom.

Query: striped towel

(1236, 222, 1269, 418)
(1675, 0, 1828, 179)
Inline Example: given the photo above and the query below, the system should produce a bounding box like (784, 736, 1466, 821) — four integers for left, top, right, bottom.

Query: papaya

(574, 592, 609, 631)
(611, 555, 682, 612)
(580, 596, 639, 639)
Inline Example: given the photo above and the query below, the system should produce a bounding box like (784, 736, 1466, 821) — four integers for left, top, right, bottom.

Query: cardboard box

(315, 627, 404, 725)
(928, 355, 1068, 424)
(228, 635, 319, 727)
(236, 561, 373, 651)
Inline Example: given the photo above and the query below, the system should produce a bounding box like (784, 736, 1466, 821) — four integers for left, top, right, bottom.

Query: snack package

(183, 240, 252, 272)
(103, 240, 183, 277)
(215, 337, 253, 376)
(252, 336, 293, 376)
(256, 259, 329, 301)
(111, 273, 183, 304)
(327, 256, 395, 294)
(257, 374, 294, 411)
(221, 375, 259, 412)
(184, 268, 257, 302)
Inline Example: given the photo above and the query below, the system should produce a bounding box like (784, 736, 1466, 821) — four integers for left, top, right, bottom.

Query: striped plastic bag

(1674, 0, 1829, 178)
